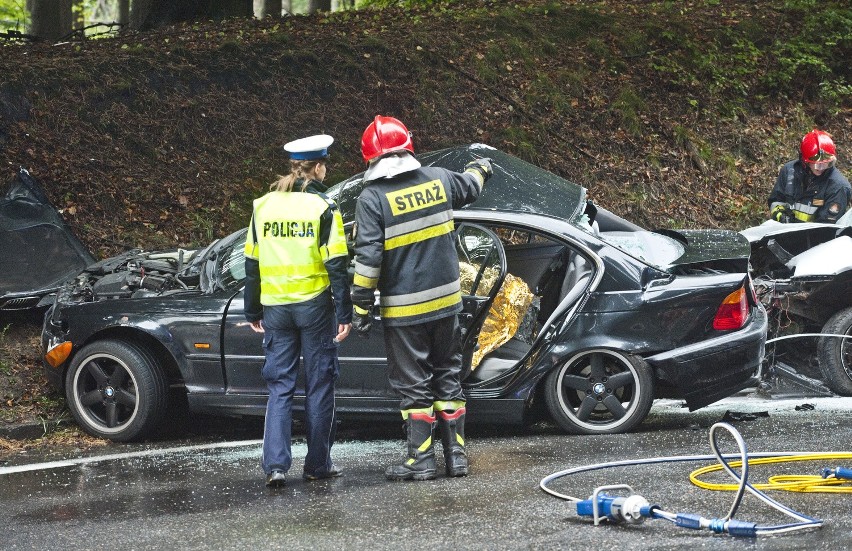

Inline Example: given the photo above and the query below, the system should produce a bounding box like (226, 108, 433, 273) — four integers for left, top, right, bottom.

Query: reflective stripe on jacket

(768, 160, 852, 223)
(245, 190, 348, 305)
(352, 165, 483, 326)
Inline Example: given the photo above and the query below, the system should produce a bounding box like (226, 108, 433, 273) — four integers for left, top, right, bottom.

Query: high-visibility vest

(244, 191, 347, 305)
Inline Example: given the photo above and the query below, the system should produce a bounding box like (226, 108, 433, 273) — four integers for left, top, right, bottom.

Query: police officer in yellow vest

(244, 134, 352, 487)
(351, 116, 492, 481)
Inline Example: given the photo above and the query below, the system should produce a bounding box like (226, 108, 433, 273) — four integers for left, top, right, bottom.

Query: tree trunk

(28, 0, 73, 40)
(118, 0, 130, 24)
(212, 0, 252, 18)
(307, 0, 331, 14)
(254, 0, 282, 18)
(130, 0, 252, 30)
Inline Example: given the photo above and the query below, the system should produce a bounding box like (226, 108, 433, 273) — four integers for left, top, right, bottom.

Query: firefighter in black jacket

(351, 116, 493, 480)
(768, 129, 851, 224)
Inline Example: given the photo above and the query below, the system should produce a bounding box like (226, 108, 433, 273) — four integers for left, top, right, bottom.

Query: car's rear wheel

(65, 339, 168, 442)
(818, 307, 852, 396)
(544, 349, 653, 435)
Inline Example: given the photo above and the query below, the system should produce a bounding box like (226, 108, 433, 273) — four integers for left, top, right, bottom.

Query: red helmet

(360, 115, 414, 163)
(800, 129, 837, 164)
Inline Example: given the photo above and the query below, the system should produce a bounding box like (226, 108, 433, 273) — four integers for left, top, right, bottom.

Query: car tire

(818, 307, 852, 396)
(544, 349, 654, 435)
(65, 339, 168, 442)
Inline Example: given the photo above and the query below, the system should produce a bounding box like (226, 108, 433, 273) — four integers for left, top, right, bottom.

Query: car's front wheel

(544, 349, 653, 435)
(65, 339, 168, 442)
(818, 307, 852, 396)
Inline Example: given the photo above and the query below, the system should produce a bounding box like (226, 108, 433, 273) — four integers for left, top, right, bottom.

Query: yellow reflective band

(354, 305, 370, 315)
(433, 400, 466, 412)
(326, 240, 348, 257)
(385, 220, 454, 251)
(793, 211, 815, 222)
(417, 436, 433, 453)
(261, 275, 329, 299)
(260, 261, 326, 278)
(381, 291, 461, 319)
(464, 168, 485, 187)
(353, 273, 379, 289)
(386, 179, 447, 216)
(326, 210, 349, 258)
(456, 434, 465, 446)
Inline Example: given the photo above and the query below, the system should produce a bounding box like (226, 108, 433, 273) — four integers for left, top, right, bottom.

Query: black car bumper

(646, 305, 768, 410)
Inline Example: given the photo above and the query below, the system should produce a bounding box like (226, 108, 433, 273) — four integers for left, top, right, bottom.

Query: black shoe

(385, 462, 436, 481)
(303, 464, 343, 481)
(266, 470, 287, 487)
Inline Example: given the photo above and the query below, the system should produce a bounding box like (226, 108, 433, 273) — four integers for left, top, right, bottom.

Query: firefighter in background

(769, 129, 851, 224)
(244, 134, 352, 487)
(350, 115, 493, 481)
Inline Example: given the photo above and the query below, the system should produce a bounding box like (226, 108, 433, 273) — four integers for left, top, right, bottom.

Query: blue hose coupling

(675, 515, 757, 537)
(822, 466, 852, 480)
(725, 519, 758, 537)
(576, 493, 651, 524)
(674, 513, 702, 530)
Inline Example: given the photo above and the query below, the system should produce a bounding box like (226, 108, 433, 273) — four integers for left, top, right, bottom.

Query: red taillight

(713, 286, 749, 330)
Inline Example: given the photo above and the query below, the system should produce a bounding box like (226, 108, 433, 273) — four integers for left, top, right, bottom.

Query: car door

(455, 222, 507, 374)
(222, 289, 267, 394)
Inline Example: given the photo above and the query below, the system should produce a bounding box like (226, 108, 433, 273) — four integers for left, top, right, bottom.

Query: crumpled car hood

(0, 168, 95, 310)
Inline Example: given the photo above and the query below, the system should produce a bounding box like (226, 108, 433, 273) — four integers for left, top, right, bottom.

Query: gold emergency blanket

(472, 273, 534, 369)
(459, 262, 500, 296)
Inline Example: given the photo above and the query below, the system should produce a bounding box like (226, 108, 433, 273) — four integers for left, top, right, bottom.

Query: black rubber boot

(437, 408, 468, 477)
(385, 411, 437, 481)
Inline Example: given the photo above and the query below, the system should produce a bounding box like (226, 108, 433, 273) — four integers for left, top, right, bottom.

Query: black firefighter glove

(464, 158, 494, 184)
(770, 204, 795, 223)
(352, 305, 373, 338)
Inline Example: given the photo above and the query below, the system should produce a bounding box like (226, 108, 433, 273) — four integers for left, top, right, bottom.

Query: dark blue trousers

(261, 291, 339, 476)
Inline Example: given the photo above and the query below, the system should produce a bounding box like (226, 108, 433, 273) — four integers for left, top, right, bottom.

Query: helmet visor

(804, 150, 836, 166)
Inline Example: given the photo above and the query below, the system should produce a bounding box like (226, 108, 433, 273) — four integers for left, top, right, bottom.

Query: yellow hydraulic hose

(690, 453, 852, 493)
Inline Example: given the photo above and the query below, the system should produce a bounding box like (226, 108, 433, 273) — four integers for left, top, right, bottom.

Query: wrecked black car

(743, 213, 852, 396)
(41, 144, 767, 441)
(0, 168, 94, 312)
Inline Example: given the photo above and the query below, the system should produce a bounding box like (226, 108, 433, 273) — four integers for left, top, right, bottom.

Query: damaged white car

(743, 210, 852, 395)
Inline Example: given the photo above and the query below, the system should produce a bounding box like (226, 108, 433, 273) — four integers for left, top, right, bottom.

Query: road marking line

(0, 439, 262, 475)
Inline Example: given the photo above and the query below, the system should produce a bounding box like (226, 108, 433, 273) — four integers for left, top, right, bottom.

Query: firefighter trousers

(384, 315, 466, 411)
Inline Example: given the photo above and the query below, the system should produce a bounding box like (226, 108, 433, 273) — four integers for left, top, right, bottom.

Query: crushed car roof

(327, 144, 587, 224)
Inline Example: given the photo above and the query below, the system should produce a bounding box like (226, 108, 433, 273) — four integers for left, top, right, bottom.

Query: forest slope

(1, 0, 849, 257)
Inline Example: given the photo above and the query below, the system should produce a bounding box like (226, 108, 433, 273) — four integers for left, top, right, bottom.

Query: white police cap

(283, 134, 334, 160)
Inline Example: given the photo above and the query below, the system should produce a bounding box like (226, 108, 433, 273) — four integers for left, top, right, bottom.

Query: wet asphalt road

(2, 392, 852, 550)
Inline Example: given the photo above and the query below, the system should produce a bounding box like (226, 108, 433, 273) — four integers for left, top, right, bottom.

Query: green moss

(611, 87, 647, 137)
(218, 40, 242, 55)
